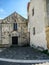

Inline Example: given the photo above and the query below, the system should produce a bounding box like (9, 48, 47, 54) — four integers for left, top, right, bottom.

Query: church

(0, 12, 29, 47)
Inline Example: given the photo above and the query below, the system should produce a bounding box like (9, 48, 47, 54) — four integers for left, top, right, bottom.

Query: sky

(0, 0, 30, 19)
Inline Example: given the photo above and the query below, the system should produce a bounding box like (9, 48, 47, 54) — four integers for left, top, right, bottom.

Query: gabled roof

(2, 11, 28, 23)
(4, 12, 27, 20)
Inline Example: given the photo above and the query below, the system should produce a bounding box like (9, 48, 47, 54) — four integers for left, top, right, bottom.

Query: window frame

(32, 8, 34, 16)
(33, 27, 35, 35)
(13, 23, 17, 31)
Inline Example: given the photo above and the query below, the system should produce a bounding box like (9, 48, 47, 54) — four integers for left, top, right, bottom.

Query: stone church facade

(0, 12, 29, 47)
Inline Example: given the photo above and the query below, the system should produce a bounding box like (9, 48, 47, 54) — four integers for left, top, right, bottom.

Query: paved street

(0, 61, 32, 65)
(0, 47, 49, 65)
(0, 47, 49, 60)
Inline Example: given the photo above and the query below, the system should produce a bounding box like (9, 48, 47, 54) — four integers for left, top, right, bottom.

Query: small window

(33, 27, 35, 35)
(13, 23, 17, 31)
(32, 8, 34, 16)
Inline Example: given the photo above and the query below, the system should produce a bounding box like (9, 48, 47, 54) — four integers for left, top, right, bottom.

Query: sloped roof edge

(3, 11, 27, 21)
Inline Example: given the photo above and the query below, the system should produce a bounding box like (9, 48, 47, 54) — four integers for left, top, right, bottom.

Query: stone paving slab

(0, 61, 32, 65)
(0, 47, 49, 60)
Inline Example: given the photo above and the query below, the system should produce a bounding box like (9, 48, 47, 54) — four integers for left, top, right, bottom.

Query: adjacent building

(27, 0, 49, 50)
(0, 12, 29, 47)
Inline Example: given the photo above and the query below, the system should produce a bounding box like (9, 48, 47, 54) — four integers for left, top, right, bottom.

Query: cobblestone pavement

(0, 47, 49, 60)
(0, 48, 5, 52)
(0, 61, 32, 65)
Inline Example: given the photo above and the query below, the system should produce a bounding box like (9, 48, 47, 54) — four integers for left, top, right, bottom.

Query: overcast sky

(0, 0, 30, 19)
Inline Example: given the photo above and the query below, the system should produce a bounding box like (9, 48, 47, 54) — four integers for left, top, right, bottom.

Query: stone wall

(46, 0, 49, 27)
(45, 27, 49, 49)
(28, 0, 47, 50)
